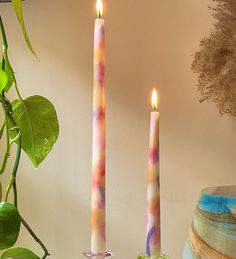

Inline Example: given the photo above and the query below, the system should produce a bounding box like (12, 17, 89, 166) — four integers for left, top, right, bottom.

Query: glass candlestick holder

(83, 249, 113, 259)
(137, 254, 169, 259)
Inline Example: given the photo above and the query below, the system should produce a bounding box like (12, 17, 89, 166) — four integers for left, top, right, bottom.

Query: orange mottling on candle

(148, 169, 158, 183)
(148, 198, 160, 215)
(92, 209, 105, 229)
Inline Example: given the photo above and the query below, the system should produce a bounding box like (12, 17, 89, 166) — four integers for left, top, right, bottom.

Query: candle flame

(151, 89, 158, 111)
(96, 0, 103, 18)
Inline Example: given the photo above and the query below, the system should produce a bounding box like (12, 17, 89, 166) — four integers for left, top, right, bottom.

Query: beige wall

(1, 0, 236, 258)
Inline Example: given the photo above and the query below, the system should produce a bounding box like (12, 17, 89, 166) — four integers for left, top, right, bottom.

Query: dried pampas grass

(192, 0, 236, 116)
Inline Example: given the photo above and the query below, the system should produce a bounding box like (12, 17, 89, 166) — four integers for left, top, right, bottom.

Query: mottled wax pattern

(146, 112, 161, 257)
(91, 18, 106, 254)
(183, 188, 236, 259)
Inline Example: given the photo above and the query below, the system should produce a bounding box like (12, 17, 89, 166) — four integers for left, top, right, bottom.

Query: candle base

(137, 254, 169, 259)
(0, 0, 25, 2)
(83, 249, 113, 258)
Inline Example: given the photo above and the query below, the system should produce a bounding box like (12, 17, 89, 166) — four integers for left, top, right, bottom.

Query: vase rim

(201, 185, 236, 198)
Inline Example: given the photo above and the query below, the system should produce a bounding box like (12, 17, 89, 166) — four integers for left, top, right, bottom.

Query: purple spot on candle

(101, 26, 105, 36)
(146, 226, 155, 257)
(100, 187, 105, 203)
(93, 107, 105, 120)
(98, 26, 105, 43)
(94, 26, 105, 48)
(98, 62, 105, 86)
(149, 147, 158, 165)
(96, 187, 105, 209)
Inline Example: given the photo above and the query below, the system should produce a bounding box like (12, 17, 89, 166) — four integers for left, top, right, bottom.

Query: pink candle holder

(83, 249, 113, 258)
(0, 0, 25, 2)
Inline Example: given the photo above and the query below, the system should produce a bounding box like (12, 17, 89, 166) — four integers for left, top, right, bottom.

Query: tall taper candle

(91, 0, 106, 254)
(145, 89, 161, 257)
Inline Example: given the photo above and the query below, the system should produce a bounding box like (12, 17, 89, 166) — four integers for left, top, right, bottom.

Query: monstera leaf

(0, 202, 21, 250)
(12, 0, 37, 58)
(1, 248, 40, 259)
(12, 96, 59, 168)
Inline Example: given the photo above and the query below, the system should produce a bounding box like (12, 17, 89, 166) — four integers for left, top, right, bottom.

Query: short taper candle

(145, 89, 161, 257)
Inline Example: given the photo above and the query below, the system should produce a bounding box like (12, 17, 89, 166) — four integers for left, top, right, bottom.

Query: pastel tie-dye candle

(91, 13, 106, 254)
(183, 186, 236, 259)
(145, 89, 161, 257)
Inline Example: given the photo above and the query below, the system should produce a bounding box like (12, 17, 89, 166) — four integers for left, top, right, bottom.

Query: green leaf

(12, 0, 37, 58)
(1, 247, 40, 259)
(0, 62, 13, 92)
(0, 182, 2, 202)
(4, 67, 14, 92)
(0, 202, 21, 250)
(0, 69, 8, 93)
(12, 96, 59, 168)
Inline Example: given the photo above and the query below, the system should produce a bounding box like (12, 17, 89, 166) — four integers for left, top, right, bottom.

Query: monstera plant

(0, 0, 59, 258)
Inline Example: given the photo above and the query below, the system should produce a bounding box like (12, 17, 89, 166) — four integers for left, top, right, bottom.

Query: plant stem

(13, 179, 17, 207)
(20, 216, 50, 259)
(0, 16, 21, 203)
(0, 16, 7, 49)
(0, 93, 11, 175)
(0, 122, 5, 139)
(0, 19, 10, 175)
(12, 138, 21, 178)
(0, 15, 23, 101)
(4, 175, 14, 201)
(7, 140, 21, 206)
(4, 142, 21, 204)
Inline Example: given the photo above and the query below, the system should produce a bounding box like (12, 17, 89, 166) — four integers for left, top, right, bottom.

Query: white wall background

(1, 0, 236, 258)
